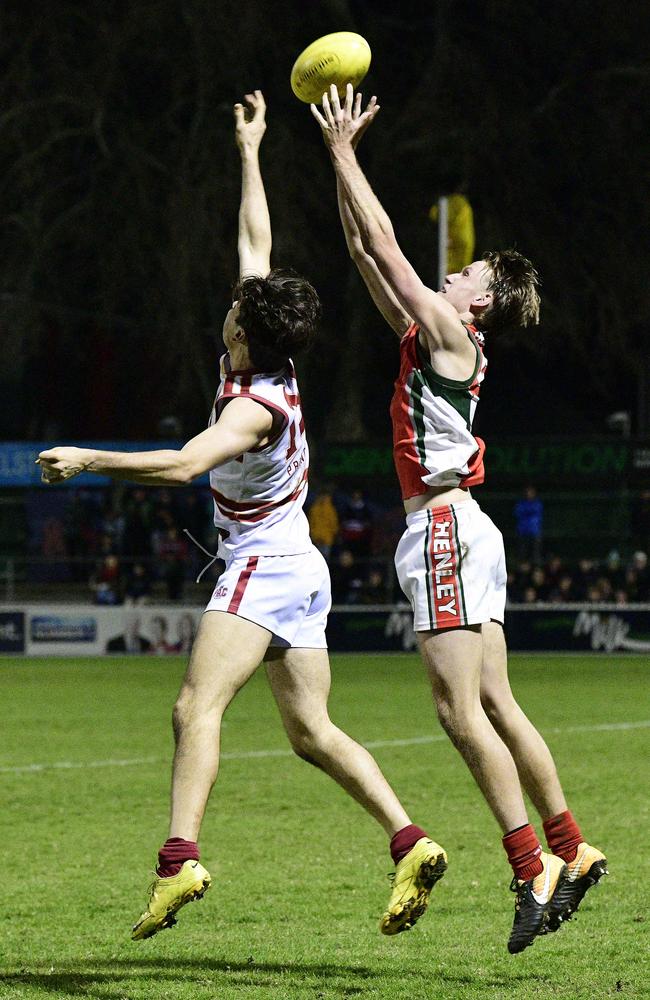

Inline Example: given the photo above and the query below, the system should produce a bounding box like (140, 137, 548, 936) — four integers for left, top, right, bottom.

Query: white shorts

(204, 546, 331, 648)
(395, 499, 506, 631)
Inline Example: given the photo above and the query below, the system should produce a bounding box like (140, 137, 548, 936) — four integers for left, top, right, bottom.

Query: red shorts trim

(227, 556, 259, 613)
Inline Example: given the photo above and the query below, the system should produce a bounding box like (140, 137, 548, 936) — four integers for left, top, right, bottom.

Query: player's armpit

(179, 396, 274, 478)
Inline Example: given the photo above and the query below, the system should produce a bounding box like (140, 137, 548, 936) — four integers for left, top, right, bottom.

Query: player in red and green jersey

(312, 84, 607, 954)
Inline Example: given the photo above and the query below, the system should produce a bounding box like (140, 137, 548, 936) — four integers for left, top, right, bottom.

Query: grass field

(1, 652, 648, 1000)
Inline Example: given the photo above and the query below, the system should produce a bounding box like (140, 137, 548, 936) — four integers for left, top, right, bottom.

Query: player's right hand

(234, 90, 267, 152)
(311, 83, 380, 151)
(36, 447, 90, 484)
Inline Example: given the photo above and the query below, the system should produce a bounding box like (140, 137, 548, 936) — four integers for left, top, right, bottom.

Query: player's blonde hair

(481, 249, 541, 332)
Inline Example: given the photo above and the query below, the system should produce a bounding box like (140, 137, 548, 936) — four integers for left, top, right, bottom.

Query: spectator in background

(153, 488, 176, 533)
(176, 491, 209, 580)
(548, 573, 575, 603)
(514, 485, 543, 564)
(604, 550, 625, 592)
(574, 558, 597, 600)
(630, 551, 649, 600)
(65, 489, 100, 578)
(338, 488, 373, 558)
(123, 488, 154, 558)
(124, 562, 152, 605)
(101, 505, 125, 553)
(156, 525, 189, 600)
(632, 489, 650, 553)
(308, 485, 339, 561)
(544, 555, 564, 590)
(358, 566, 387, 605)
(330, 549, 363, 604)
(41, 516, 68, 559)
(586, 583, 604, 603)
(530, 566, 549, 601)
(90, 553, 122, 605)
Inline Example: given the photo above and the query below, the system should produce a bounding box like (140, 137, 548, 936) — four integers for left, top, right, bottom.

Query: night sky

(1, 0, 648, 445)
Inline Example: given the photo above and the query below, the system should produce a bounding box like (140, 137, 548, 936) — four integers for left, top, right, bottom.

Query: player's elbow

(171, 457, 199, 485)
(347, 232, 366, 261)
(366, 229, 397, 268)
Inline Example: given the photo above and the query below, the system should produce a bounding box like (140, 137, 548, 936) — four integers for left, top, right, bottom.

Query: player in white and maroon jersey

(38, 91, 447, 942)
(313, 84, 607, 954)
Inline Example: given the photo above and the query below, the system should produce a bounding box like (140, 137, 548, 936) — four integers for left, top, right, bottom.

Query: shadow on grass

(0, 957, 379, 999)
(1, 957, 552, 999)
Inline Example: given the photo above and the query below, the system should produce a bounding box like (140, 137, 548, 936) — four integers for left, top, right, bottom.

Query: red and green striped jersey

(390, 322, 487, 500)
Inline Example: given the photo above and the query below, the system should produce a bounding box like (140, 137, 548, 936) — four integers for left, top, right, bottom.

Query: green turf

(1, 653, 648, 1000)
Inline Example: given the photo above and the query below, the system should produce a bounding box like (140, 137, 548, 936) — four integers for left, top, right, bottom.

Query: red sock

(390, 824, 429, 865)
(156, 837, 200, 878)
(503, 823, 543, 881)
(543, 810, 583, 863)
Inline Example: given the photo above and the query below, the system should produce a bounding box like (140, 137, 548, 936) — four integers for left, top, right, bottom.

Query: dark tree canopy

(0, 0, 648, 442)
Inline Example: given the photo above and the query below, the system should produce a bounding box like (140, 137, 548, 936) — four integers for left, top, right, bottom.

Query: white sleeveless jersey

(390, 323, 488, 499)
(208, 355, 311, 559)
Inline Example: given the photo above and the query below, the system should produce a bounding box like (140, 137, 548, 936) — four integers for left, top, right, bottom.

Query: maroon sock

(390, 824, 429, 865)
(503, 823, 543, 881)
(543, 810, 583, 864)
(156, 837, 200, 878)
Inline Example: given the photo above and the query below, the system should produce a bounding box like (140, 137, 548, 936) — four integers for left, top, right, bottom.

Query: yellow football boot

(380, 837, 447, 935)
(132, 859, 212, 940)
(546, 843, 608, 931)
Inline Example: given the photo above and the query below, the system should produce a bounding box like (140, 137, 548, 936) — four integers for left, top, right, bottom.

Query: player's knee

(435, 697, 477, 749)
(481, 689, 501, 725)
(286, 722, 329, 767)
(481, 688, 517, 732)
(172, 692, 192, 738)
(172, 686, 224, 736)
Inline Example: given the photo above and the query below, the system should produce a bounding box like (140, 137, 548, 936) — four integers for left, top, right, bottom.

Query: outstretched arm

(312, 85, 464, 350)
(235, 90, 271, 279)
(334, 94, 411, 337)
(37, 397, 273, 486)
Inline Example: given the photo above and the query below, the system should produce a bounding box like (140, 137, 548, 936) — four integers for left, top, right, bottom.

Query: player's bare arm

(312, 85, 476, 370)
(235, 90, 272, 279)
(37, 396, 273, 486)
(333, 92, 411, 337)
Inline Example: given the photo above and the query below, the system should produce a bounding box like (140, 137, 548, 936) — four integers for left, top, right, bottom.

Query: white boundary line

(1, 719, 649, 776)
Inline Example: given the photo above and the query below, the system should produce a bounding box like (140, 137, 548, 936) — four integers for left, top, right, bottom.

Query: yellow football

(291, 32, 371, 104)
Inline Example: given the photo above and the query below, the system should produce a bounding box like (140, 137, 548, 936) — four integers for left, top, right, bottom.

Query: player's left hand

(311, 83, 380, 151)
(36, 447, 91, 484)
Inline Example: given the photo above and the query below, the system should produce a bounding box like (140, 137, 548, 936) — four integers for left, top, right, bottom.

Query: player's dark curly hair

(480, 249, 541, 332)
(232, 268, 321, 371)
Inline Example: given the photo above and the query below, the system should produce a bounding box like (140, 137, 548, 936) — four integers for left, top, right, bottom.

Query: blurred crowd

(508, 551, 650, 605)
(27, 482, 650, 606)
(36, 485, 213, 604)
